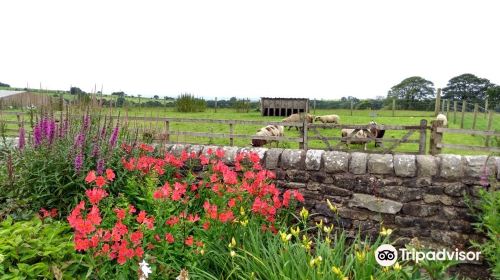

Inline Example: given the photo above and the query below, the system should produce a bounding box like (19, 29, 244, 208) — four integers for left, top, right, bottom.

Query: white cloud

(1, 0, 499, 99)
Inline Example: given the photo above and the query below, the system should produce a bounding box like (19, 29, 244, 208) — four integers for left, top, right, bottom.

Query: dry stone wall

(165, 144, 498, 252)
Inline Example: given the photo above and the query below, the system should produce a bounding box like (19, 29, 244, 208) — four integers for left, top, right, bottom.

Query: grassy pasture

(1, 107, 499, 155)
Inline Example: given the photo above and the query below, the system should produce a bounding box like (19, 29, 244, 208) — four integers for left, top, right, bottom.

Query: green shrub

(175, 93, 206, 112)
(0, 217, 90, 279)
(472, 188, 500, 278)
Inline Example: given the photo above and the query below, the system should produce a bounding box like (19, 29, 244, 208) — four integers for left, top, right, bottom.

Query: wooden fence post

(484, 98, 488, 119)
(434, 88, 441, 116)
(430, 120, 443, 155)
(313, 99, 316, 115)
(460, 100, 466, 129)
(392, 99, 395, 117)
(165, 120, 170, 143)
(453, 101, 457, 124)
(472, 103, 478, 129)
(485, 111, 494, 147)
(214, 97, 217, 113)
(350, 101, 353, 116)
(446, 100, 450, 119)
(229, 122, 234, 146)
(302, 119, 308, 151)
(419, 119, 427, 154)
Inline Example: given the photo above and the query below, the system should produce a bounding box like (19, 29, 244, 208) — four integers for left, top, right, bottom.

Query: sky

(1, 0, 499, 100)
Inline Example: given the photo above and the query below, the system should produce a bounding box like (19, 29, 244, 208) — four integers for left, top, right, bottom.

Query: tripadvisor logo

(375, 244, 481, 266)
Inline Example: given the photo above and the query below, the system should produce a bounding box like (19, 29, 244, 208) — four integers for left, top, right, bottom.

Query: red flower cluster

(69, 146, 305, 267)
(39, 208, 58, 219)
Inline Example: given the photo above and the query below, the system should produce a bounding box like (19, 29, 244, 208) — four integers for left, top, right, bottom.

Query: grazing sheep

(282, 113, 314, 131)
(340, 121, 385, 150)
(314, 114, 340, 125)
(436, 113, 448, 127)
(251, 125, 285, 147)
(369, 121, 386, 147)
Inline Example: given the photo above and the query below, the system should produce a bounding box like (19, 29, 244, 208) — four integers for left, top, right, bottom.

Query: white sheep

(436, 113, 448, 127)
(314, 114, 340, 124)
(251, 125, 285, 147)
(341, 128, 373, 150)
(282, 113, 314, 131)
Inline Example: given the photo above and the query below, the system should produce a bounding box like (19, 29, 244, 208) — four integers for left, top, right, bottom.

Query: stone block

(439, 154, 464, 179)
(348, 193, 403, 214)
(464, 155, 496, 178)
(416, 155, 439, 177)
(281, 149, 305, 169)
(323, 151, 349, 173)
(394, 154, 416, 177)
(305, 149, 324, 171)
(349, 152, 367, 174)
(265, 148, 284, 170)
(367, 154, 393, 175)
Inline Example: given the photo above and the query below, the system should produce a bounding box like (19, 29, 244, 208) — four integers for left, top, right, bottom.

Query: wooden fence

(2, 111, 500, 155)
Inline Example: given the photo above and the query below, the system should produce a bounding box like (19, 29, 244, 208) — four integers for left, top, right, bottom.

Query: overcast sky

(1, 0, 499, 100)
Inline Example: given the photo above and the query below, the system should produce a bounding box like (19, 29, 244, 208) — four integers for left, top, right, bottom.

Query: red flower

(135, 246, 144, 258)
(85, 171, 97, 183)
(187, 214, 200, 223)
(165, 233, 175, 244)
(114, 208, 126, 220)
(85, 188, 108, 205)
(130, 230, 143, 246)
(184, 235, 194, 246)
(202, 221, 210, 231)
(139, 143, 154, 152)
(106, 169, 115, 181)
(200, 155, 209, 165)
(215, 149, 225, 158)
(166, 216, 179, 227)
(218, 210, 234, 223)
(95, 176, 107, 187)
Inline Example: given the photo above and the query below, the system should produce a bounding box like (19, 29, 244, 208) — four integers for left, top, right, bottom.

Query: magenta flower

(18, 127, 25, 150)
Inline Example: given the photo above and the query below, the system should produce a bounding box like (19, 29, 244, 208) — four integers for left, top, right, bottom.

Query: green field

(1, 107, 499, 155)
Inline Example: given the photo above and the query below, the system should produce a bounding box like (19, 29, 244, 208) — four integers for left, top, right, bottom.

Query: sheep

(369, 121, 386, 147)
(282, 113, 314, 131)
(341, 128, 372, 150)
(436, 113, 448, 127)
(314, 114, 340, 124)
(251, 125, 285, 147)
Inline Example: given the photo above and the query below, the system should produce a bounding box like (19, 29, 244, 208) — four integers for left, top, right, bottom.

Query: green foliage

(487, 86, 500, 112)
(0, 217, 90, 279)
(233, 99, 251, 113)
(472, 188, 500, 278)
(443, 73, 494, 104)
(387, 76, 436, 110)
(175, 93, 206, 112)
(0, 82, 10, 88)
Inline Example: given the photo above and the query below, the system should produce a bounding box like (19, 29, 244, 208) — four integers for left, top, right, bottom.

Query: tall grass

(176, 93, 206, 112)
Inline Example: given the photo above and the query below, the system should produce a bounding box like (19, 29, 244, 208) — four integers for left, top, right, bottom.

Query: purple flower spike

(18, 127, 25, 150)
(109, 124, 119, 149)
(74, 153, 84, 172)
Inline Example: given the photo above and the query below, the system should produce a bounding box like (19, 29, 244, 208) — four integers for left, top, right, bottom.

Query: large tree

(487, 86, 500, 111)
(442, 73, 493, 103)
(387, 76, 435, 110)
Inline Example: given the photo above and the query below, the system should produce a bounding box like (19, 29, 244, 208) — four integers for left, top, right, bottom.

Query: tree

(442, 73, 493, 103)
(111, 91, 125, 97)
(387, 76, 435, 110)
(70, 87, 85, 95)
(153, 95, 159, 100)
(487, 86, 500, 112)
(0, 81, 10, 87)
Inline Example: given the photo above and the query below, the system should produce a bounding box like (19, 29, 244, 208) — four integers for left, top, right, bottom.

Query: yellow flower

(315, 219, 324, 229)
(325, 236, 332, 245)
(355, 251, 366, 262)
(200, 249, 205, 255)
(240, 206, 245, 216)
(230, 250, 236, 258)
(380, 227, 393, 236)
(300, 207, 309, 220)
(323, 225, 334, 234)
(309, 256, 323, 267)
(228, 237, 236, 248)
(301, 235, 313, 251)
(393, 262, 401, 271)
(240, 219, 248, 227)
(383, 267, 389, 273)
(327, 199, 337, 212)
(332, 266, 342, 276)
(290, 226, 300, 237)
(280, 231, 292, 243)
